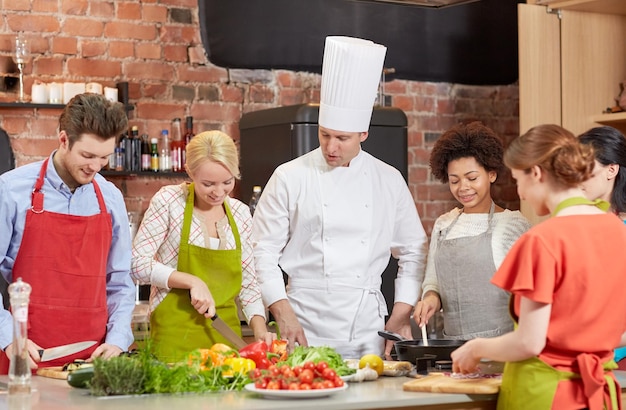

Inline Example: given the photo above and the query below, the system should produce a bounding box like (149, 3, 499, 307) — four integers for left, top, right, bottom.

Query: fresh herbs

(88, 345, 250, 396)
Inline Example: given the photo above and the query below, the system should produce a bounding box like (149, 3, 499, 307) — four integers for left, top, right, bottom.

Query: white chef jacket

(251, 148, 428, 358)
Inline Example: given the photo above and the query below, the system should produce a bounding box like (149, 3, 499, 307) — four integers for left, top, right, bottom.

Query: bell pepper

(239, 341, 273, 369)
(188, 348, 219, 371)
(222, 357, 256, 377)
(270, 339, 288, 363)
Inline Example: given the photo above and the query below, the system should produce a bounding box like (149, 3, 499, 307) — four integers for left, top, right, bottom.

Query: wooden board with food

(403, 372, 502, 394)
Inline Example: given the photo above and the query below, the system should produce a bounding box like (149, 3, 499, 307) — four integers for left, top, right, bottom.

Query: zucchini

(67, 366, 95, 388)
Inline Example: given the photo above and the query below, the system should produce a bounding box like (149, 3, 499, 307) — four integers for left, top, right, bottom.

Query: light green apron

(150, 183, 243, 362)
(500, 196, 617, 410)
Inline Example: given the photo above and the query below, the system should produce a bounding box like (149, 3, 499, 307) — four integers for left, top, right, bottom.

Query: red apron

(0, 158, 110, 373)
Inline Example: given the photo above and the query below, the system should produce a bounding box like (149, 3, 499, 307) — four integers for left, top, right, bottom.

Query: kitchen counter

(2, 371, 626, 410)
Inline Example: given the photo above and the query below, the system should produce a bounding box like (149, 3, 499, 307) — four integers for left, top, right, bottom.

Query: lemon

(359, 354, 384, 376)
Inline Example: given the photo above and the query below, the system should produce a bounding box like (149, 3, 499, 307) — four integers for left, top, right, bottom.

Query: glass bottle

(159, 130, 171, 172)
(249, 185, 262, 216)
(170, 118, 184, 173)
(183, 116, 194, 169)
(130, 125, 141, 172)
(150, 138, 159, 172)
(8, 277, 32, 395)
(140, 134, 151, 171)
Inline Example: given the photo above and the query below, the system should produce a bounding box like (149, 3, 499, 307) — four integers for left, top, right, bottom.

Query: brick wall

(0, 0, 520, 236)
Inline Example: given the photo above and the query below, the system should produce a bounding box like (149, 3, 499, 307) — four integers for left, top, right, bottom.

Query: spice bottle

(150, 138, 159, 172)
(159, 130, 171, 172)
(170, 118, 184, 173)
(141, 134, 151, 172)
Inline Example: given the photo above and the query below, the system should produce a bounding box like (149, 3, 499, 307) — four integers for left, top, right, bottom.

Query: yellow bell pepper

(222, 357, 256, 377)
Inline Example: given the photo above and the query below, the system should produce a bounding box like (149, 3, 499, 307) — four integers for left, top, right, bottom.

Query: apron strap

(577, 353, 620, 410)
(30, 157, 107, 214)
(439, 201, 496, 244)
(181, 183, 241, 251)
(551, 197, 611, 217)
(31, 158, 49, 213)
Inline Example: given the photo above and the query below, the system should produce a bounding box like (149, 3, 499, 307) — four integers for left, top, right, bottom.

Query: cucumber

(67, 366, 94, 388)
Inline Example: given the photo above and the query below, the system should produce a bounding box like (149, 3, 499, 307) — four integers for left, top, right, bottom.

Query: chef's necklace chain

(551, 196, 610, 217)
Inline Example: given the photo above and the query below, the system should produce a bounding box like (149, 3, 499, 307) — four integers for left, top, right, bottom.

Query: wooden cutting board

(403, 372, 501, 394)
(36, 366, 68, 380)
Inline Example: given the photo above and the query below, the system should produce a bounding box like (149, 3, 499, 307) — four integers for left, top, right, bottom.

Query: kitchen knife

(38, 340, 97, 362)
(210, 314, 247, 349)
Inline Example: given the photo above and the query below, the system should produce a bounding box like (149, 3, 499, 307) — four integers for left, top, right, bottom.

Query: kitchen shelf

(536, 0, 626, 15)
(591, 112, 626, 133)
(100, 170, 187, 177)
(0, 101, 134, 111)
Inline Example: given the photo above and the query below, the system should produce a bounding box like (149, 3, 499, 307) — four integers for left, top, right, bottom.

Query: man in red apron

(0, 93, 136, 373)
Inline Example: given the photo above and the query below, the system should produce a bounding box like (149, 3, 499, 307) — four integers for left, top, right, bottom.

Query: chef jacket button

(365, 204, 369, 208)
(361, 239, 366, 244)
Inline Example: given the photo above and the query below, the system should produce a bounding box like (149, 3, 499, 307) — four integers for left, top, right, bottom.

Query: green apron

(498, 196, 618, 409)
(150, 183, 243, 362)
(498, 357, 618, 410)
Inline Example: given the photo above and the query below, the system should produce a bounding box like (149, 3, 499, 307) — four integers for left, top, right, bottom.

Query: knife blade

(210, 314, 247, 349)
(38, 340, 97, 362)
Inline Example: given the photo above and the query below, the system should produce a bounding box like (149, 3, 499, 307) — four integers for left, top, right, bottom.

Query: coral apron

(435, 202, 512, 339)
(150, 184, 242, 363)
(0, 158, 109, 373)
(499, 196, 618, 410)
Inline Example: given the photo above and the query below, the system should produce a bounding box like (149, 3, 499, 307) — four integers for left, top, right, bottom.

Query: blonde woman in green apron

(131, 131, 273, 362)
(415, 122, 530, 340)
(451, 124, 626, 410)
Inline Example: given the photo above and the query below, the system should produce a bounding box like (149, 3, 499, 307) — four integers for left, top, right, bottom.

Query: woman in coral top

(451, 124, 626, 410)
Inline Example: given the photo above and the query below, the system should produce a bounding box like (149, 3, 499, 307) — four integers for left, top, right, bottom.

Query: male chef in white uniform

(251, 36, 428, 359)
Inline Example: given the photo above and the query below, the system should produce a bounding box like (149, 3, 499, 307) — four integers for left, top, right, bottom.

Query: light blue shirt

(0, 152, 135, 351)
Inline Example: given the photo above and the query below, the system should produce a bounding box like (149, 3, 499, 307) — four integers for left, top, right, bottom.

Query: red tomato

(292, 365, 303, 376)
(266, 380, 280, 390)
(312, 381, 324, 390)
(322, 380, 335, 389)
(254, 379, 268, 389)
(322, 368, 337, 380)
(288, 382, 300, 390)
(269, 366, 280, 377)
(282, 369, 296, 379)
(303, 361, 316, 371)
(250, 368, 263, 379)
(333, 377, 345, 388)
(315, 361, 329, 374)
(279, 378, 290, 390)
(299, 369, 314, 384)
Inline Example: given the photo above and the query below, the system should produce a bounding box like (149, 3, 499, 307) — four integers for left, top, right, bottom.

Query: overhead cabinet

(518, 0, 626, 222)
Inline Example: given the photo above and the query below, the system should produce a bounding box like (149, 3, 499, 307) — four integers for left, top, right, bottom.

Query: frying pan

(378, 330, 466, 363)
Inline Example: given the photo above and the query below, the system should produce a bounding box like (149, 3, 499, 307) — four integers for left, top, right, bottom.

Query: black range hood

(198, 0, 521, 85)
(355, 0, 480, 8)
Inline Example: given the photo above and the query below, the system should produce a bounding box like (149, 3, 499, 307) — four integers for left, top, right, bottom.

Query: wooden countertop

(2, 371, 625, 410)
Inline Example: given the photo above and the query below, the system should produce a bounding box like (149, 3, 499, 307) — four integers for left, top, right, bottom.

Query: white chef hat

(318, 36, 387, 133)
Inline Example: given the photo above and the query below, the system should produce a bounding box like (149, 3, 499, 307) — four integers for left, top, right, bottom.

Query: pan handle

(377, 330, 408, 342)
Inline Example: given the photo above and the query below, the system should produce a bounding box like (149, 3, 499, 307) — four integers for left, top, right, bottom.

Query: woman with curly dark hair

(414, 121, 530, 340)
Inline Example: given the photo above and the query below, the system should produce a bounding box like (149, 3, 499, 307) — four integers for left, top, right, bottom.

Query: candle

(104, 87, 118, 102)
(86, 82, 103, 94)
(63, 82, 86, 104)
(31, 82, 48, 104)
(48, 82, 63, 104)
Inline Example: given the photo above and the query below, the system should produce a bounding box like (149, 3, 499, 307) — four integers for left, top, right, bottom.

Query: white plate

(244, 383, 348, 399)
